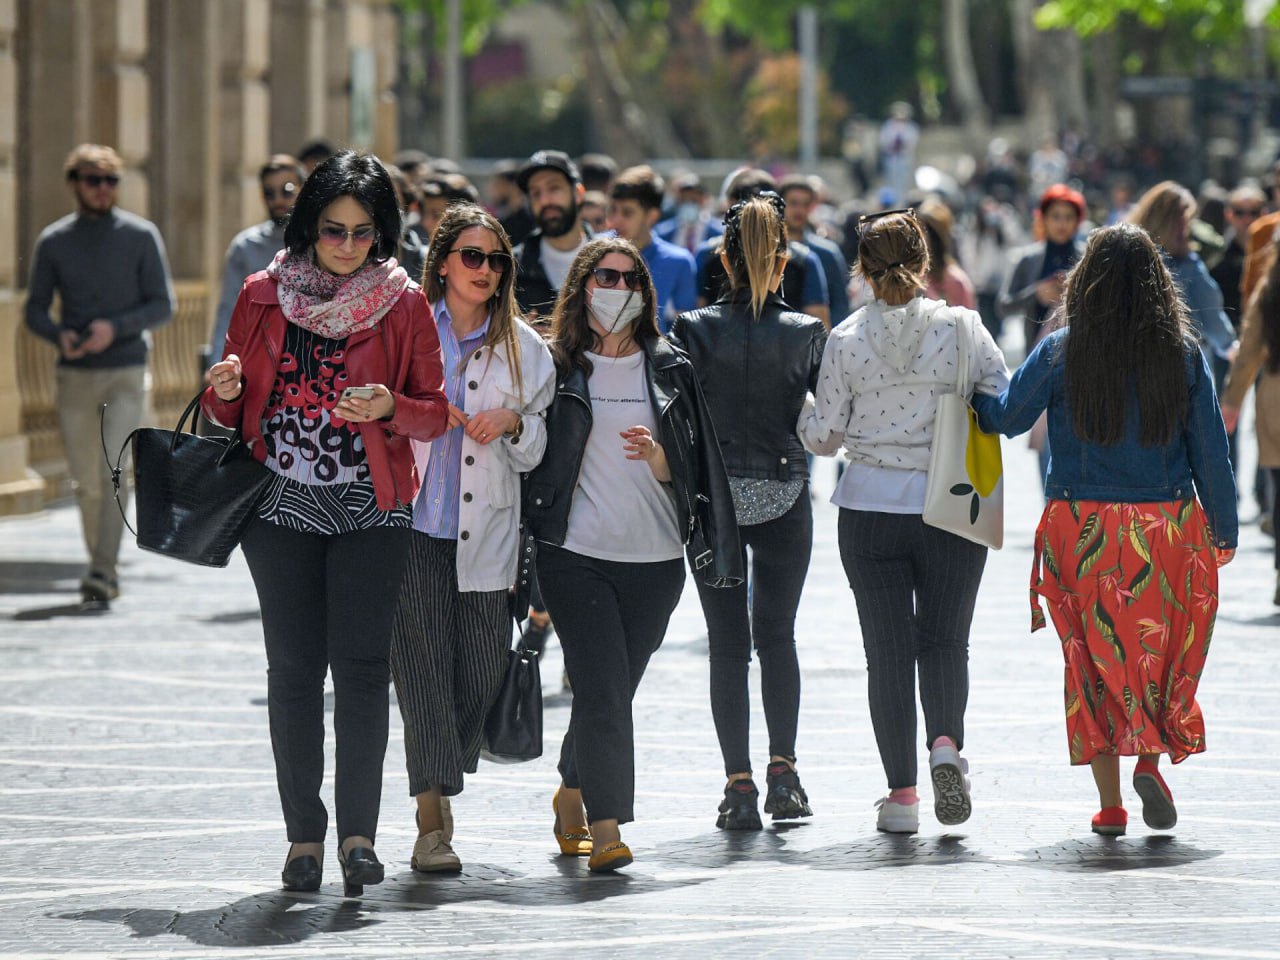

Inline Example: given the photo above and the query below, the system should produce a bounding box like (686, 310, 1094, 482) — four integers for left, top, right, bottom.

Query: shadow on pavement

(0, 559, 83, 594)
(202, 609, 262, 624)
(56, 867, 708, 947)
(656, 828, 979, 872)
(11, 601, 111, 621)
(57, 894, 379, 948)
(1017, 834, 1221, 871)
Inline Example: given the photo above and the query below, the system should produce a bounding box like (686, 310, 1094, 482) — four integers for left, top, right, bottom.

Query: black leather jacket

(524, 337, 743, 588)
(671, 291, 826, 482)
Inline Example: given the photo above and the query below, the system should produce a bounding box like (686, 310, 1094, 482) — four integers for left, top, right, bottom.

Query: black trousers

(537, 543, 685, 824)
(1272, 468, 1280, 570)
(241, 519, 412, 845)
(837, 509, 986, 790)
(695, 491, 812, 776)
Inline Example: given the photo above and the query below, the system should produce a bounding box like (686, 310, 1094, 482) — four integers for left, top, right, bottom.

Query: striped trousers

(390, 533, 510, 797)
(838, 509, 987, 790)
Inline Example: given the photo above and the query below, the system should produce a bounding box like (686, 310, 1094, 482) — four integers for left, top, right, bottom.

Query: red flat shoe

(1091, 806, 1128, 836)
(1133, 758, 1177, 830)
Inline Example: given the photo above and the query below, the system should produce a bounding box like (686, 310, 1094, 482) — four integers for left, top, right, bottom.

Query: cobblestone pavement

(1, 443, 1278, 960)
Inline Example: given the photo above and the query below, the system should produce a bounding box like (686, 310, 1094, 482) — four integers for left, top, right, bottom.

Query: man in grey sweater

(209, 154, 303, 361)
(24, 143, 176, 607)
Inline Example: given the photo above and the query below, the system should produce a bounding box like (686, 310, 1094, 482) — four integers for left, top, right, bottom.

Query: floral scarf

(267, 249, 410, 339)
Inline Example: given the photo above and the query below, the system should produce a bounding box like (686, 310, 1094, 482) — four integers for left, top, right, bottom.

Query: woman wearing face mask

(201, 151, 448, 896)
(524, 237, 742, 872)
(389, 204, 556, 873)
(669, 193, 827, 830)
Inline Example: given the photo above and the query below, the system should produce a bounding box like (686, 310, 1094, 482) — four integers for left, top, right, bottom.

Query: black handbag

(480, 638, 543, 763)
(105, 389, 272, 567)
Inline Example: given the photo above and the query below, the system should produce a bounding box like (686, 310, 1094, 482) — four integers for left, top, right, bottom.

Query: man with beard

(513, 150, 594, 324)
(210, 154, 304, 360)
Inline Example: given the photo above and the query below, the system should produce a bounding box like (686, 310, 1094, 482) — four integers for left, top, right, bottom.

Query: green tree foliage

(1036, 0, 1280, 40)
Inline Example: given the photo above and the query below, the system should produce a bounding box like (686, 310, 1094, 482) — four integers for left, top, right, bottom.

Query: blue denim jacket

(972, 329, 1238, 548)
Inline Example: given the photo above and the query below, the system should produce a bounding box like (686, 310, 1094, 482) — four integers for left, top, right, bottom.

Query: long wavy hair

(1127, 180, 1196, 257)
(720, 193, 789, 319)
(421, 203, 525, 401)
(1248, 236, 1280, 375)
(548, 237, 659, 377)
(1062, 223, 1193, 446)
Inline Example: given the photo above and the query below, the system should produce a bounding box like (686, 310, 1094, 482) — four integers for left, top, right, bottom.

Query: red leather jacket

(200, 271, 448, 511)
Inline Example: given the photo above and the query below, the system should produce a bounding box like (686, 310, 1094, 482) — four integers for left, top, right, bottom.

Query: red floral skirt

(1031, 499, 1218, 765)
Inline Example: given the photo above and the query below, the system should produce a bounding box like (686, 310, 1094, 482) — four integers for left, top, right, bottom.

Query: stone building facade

(0, 0, 400, 514)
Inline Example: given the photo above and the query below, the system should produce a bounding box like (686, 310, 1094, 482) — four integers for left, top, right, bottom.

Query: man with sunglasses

(24, 143, 176, 608)
(210, 154, 305, 361)
(512, 150, 595, 325)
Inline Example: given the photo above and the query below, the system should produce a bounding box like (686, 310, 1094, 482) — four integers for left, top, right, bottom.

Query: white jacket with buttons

(412, 318, 556, 592)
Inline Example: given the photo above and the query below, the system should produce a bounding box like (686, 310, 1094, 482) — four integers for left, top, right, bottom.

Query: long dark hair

(422, 202, 525, 400)
(549, 237, 659, 377)
(1248, 238, 1280, 375)
(1062, 223, 1193, 446)
(284, 150, 401, 263)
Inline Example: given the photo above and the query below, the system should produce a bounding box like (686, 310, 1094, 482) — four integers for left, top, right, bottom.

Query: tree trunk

(941, 0, 989, 154)
(1089, 27, 1119, 148)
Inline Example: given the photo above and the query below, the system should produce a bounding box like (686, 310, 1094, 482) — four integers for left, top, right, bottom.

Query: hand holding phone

(341, 386, 377, 402)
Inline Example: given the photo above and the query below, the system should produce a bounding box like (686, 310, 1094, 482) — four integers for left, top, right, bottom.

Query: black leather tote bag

(106, 390, 272, 567)
(480, 638, 543, 763)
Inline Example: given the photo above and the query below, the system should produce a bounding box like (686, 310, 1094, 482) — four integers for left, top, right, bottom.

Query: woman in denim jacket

(973, 224, 1237, 838)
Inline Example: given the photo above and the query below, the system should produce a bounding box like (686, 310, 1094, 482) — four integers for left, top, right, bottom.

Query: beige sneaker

(411, 829, 461, 873)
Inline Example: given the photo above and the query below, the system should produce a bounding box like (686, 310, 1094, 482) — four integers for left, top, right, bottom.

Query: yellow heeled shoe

(587, 840, 632, 873)
(552, 787, 592, 857)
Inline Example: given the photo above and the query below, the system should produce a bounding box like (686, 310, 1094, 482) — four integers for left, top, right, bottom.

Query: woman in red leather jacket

(201, 151, 447, 897)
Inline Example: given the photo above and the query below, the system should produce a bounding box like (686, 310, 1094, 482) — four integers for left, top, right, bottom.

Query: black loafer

(281, 854, 322, 892)
(337, 845, 384, 898)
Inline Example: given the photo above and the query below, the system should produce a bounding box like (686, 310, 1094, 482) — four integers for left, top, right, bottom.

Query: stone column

(0, 0, 45, 513)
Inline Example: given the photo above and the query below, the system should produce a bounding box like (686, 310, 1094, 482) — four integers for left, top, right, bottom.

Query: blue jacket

(972, 328, 1238, 548)
(1167, 251, 1236, 363)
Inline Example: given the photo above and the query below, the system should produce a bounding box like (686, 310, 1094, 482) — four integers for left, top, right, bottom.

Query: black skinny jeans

(695, 490, 812, 776)
(838, 509, 986, 790)
(537, 543, 685, 824)
(241, 519, 412, 845)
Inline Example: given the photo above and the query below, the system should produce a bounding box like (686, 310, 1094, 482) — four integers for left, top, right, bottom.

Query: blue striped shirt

(413, 301, 490, 539)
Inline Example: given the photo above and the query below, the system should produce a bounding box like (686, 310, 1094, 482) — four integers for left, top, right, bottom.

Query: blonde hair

(1127, 180, 1196, 254)
(720, 194, 788, 318)
(63, 144, 123, 179)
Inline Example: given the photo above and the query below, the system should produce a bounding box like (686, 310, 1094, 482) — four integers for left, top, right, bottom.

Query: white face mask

(589, 287, 643, 335)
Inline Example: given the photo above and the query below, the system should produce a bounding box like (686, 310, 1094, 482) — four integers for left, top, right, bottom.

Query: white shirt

(540, 235, 587, 293)
(561, 350, 683, 563)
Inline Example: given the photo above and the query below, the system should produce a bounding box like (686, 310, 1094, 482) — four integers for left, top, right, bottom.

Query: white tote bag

(922, 310, 1004, 549)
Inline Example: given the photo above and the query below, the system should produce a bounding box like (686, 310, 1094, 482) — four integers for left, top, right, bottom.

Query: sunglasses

(591, 267, 644, 291)
(263, 184, 298, 201)
(77, 172, 120, 188)
(1232, 206, 1264, 217)
(449, 247, 511, 273)
(317, 225, 378, 246)
(857, 206, 916, 226)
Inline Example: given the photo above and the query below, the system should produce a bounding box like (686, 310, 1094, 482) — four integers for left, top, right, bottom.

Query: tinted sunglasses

(263, 183, 298, 201)
(591, 267, 644, 291)
(449, 247, 511, 273)
(857, 206, 915, 226)
(76, 172, 120, 188)
(1232, 206, 1264, 217)
(317, 225, 378, 246)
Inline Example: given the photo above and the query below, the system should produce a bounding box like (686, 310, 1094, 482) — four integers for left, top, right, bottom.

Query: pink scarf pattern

(267, 249, 410, 339)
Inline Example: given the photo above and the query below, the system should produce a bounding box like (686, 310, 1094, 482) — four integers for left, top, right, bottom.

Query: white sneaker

(929, 742, 972, 826)
(411, 829, 462, 873)
(875, 796, 920, 834)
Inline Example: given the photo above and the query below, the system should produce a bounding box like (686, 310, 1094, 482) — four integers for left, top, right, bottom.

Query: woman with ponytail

(670, 192, 827, 830)
(798, 210, 1010, 835)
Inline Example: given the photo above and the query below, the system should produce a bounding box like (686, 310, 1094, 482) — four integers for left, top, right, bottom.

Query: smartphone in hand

(341, 386, 376, 402)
